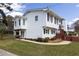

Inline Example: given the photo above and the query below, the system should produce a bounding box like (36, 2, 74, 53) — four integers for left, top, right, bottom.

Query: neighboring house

(68, 19, 79, 32)
(73, 20, 79, 32)
(0, 14, 14, 34)
(14, 8, 65, 39)
(67, 25, 74, 32)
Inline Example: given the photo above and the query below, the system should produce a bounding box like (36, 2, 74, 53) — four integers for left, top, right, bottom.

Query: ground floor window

(16, 31, 19, 35)
(43, 28, 49, 34)
(44, 29, 45, 34)
(43, 28, 56, 34)
(15, 30, 20, 38)
(21, 30, 24, 37)
(51, 29, 55, 34)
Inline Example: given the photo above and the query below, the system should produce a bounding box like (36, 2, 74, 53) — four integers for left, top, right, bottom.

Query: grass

(0, 36, 79, 55)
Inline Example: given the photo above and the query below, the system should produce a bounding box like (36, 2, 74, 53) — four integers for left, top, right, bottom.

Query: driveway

(0, 49, 17, 56)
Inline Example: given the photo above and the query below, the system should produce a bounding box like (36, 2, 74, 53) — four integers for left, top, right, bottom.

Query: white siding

(14, 17, 27, 30)
(24, 11, 47, 39)
(45, 16, 59, 29)
(42, 28, 56, 38)
(14, 10, 65, 39)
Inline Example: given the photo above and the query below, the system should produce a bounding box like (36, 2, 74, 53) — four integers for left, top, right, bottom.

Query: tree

(0, 23, 6, 40)
(0, 3, 13, 39)
(0, 3, 13, 26)
(6, 15, 14, 34)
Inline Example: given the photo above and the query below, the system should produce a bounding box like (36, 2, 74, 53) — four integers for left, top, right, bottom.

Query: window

(15, 21, 16, 26)
(47, 29, 49, 34)
(23, 19, 25, 25)
(59, 20, 62, 24)
(51, 29, 53, 34)
(19, 19, 21, 26)
(51, 16, 53, 23)
(35, 16, 38, 21)
(47, 13, 49, 21)
(43, 28, 49, 34)
(46, 29, 49, 34)
(61, 20, 62, 24)
(56, 19, 59, 24)
(44, 29, 45, 34)
(54, 17, 57, 24)
(21, 31, 24, 37)
(16, 31, 19, 35)
(54, 17, 59, 24)
(51, 29, 55, 34)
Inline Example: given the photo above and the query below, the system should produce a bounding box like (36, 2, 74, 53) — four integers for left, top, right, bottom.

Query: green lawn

(0, 38, 79, 56)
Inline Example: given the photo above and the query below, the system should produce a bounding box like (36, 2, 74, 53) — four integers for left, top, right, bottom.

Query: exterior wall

(42, 13, 63, 38)
(64, 21, 68, 31)
(14, 17, 27, 30)
(24, 11, 47, 39)
(42, 28, 56, 38)
(45, 15, 59, 29)
(14, 10, 65, 39)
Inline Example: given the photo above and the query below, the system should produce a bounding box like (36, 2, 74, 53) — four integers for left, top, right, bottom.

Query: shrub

(43, 37, 49, 42)
(36, 37, 49, 42)
(25, 38, 36, 41)
(68, 31, 77, 36)
(36, 38, 43, 42)
(0, 23, 7, 40)
(51, 36, 56, 40)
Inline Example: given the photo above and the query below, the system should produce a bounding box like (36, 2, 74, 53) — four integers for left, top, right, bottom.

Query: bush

(68, 31, 77, 36)
(36, 38, 43, 42)
(0, 23, 7, 40)
(43, 37, 49, 42)
(25, 38, 36, 41)
(36, 37, 49, 42)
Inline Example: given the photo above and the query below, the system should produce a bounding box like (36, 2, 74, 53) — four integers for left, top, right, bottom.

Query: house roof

(23, 8, 64, 20)
(15, 15, 25, 20)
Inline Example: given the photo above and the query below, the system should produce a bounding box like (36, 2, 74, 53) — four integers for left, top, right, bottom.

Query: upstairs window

(61, 20, 62, 24)
(19, 19, 21, 26)
(47, 13, 49, 21)
(51, 16, 53, 23)
(54, 17, 59, 24)
(35, 16, 38, 21)
(54, 17, 57, 24)
(59, 20, 62, 24)
(15, 21, 16, 26)
(56, 19, 59, 24)
(23, 19, 25, 25)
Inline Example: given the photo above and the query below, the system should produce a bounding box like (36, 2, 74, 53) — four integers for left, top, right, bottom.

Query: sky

(2, 3, 79, 25)
(20, 3, 79, 24)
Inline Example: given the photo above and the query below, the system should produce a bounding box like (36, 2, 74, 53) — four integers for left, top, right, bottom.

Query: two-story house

(14, 8, 65, 39)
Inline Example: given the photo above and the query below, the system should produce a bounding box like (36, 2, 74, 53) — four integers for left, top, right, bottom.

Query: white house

(14, 8, 65, 39)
